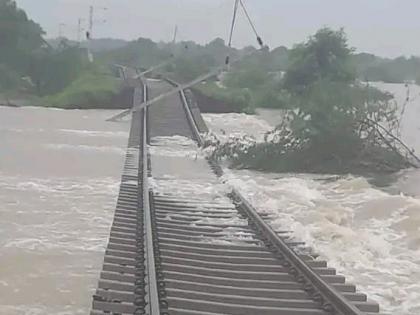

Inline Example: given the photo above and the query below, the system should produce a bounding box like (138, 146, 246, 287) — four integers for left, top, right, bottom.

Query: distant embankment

(57, 78, 137, 110)
(190, 87, 244, 113)
(0, 95, 27, 107)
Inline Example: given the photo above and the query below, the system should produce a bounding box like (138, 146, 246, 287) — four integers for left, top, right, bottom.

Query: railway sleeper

(157, 221, 251, 233)
(160, 256, 336, 275)
(160, 249, 327, 268)
(161, 263, 343, 283)
(166, 297, 328, 315)
(167, 288, 320, 309)
(92, 300, 136, 314)
(159, 243, 275, 258)
(158, 236, 305, 250)
(165, 279, 311, 300)
(157, 231, 261, 244)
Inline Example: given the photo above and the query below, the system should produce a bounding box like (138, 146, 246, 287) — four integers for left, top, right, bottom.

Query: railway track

(91, 73, 381, 315)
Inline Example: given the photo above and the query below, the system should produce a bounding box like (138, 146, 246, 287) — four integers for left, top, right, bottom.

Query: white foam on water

(20, 106, 66, 111)
(0, 174, 119, 253)
(45, 143, 126, 155)
(150, 107, 420, 313)
(150, 176, 230, 202)
(203, 113, 272, 142)
(59, 129, 129, 138)
(0, 305, 87, 315)
(149, 135, 204, 158)
(0, 128, 46, 133)
(203, 106, 420, 314)
(226, 171, 420, 314)
(0, 107, 129, 315)
(0, 174, 120, 195)
(122, 180, 138, 186)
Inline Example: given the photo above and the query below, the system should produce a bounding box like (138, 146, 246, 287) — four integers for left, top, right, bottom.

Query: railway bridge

(90, 71, 381, 315)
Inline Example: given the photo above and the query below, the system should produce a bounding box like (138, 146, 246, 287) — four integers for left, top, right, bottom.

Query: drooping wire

(226, 0, 240, 65)
(225, 0, 266, 67)
(239, 0, 264, 48)
(228, 0, 240, 48)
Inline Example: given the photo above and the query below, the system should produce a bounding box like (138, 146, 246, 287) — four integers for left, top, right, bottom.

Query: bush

(206, 28, 418, 175)
(195, 82, 254, 113)
(0, 64, 21, 91)
(43, 66, 119, 109)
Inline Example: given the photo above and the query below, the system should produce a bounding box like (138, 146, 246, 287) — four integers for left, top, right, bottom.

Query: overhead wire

(107, 0, 266, 122)
(228, 0, 240, 48)
(226, 0, 240, 65)
(225, 0, 266, 67)
(238, 0, 264, 48)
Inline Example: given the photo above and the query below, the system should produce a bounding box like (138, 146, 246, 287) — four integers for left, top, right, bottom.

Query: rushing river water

(204, 82, 420, 315)
(0, 82, 419, 315)
(0, 107, 129, 314)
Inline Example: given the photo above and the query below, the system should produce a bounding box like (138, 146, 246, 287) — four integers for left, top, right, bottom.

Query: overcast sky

(16, 0, 420, 57)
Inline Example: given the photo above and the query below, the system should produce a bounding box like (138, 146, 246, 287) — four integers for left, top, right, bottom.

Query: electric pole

(172, 25, 178, 44)
(86, 5, 107, 62)
(86, 6, 94, 62)
(77, 18, 84, 44)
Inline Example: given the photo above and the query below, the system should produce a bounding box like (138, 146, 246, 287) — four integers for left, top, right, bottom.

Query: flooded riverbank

(0, 106, 129, 314)
(202, 82, 420, 314)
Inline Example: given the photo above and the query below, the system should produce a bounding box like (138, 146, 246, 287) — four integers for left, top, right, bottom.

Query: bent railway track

(91, 73, 381, 315)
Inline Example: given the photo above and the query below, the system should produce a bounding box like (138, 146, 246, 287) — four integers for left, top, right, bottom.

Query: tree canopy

(208, 27, 414, 174)
(0, 0, 45, 73)
(284, 28, 355, 92)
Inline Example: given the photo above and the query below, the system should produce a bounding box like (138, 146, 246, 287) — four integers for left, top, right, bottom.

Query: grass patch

(43, 67, 120, 109)
(194, 82, 255, 114)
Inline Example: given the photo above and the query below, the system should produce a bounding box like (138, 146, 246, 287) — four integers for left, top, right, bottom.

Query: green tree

(99, 37, 170, 69)
(28, 40, 87, 95)
(209, 28, 414, 174)
(0, 64, 20, 91)
(224, 66, 272, 90)
(284, 28, 354, 93)
(0, 0, 44, 73)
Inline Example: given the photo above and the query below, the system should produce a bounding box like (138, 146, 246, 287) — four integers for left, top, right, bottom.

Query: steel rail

(106, 48, 265, 122)
(91, 68, 147, 314)
(171, 77, 365, 315)
(140, 81, 161, 315)
(163, 77, 203, 147)
(92, 67, 378, 315)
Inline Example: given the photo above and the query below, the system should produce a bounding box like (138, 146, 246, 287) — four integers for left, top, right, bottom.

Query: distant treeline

(97, 36, 420, 85)
(1, 0, 419, 109)
(353, 53, 420, 84)
(0, 0, 120, 108)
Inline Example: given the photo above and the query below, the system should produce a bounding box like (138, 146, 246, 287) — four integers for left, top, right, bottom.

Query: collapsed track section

(91, 84, 151, 314)
(91, 77, 381, 315)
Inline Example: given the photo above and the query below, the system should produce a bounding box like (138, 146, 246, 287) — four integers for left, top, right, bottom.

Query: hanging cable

(228, 0, 240, 48)
(239, 0, 264, 48)
(226, 0, 240, 65)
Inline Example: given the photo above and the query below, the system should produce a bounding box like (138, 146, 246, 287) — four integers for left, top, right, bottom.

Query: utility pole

(86, 6, 94, 62)
(86, 5, 107, 62)
(88, 6, 94, 40)
(172, 25, 178, 44)
(77, 18, 84, 44)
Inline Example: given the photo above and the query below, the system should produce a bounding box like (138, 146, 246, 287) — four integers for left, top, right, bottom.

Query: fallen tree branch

(361, 118, 420, 166)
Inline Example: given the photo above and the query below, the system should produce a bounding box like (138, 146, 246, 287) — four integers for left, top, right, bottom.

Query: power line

(239, 0, 264, 48)
(226, 0, 240, 66)
(228, 0, 240, 48)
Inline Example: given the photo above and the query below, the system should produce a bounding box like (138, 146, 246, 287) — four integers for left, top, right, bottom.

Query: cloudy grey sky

(16, 0, 420, 57)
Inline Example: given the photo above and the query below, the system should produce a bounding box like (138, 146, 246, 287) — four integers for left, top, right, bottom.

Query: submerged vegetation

(205, 28, 419, 175)
(193, 82, 254, 114)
